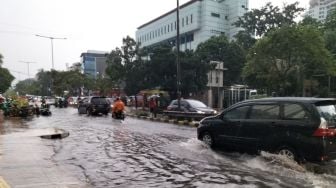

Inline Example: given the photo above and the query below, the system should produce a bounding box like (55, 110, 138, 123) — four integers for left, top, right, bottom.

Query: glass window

(182, 18, 184, 27)
(316, 104, 336, 123)
(181, 101, 188, 107)
(224, 106, 250, 120)
(211, 13, 220, 18)
(284, 103, 308, 120)
(188, 100, 207, 108)
(191, 14, 193, 23)
(250, 104, 280, 119)
(186, 16, 189, 25)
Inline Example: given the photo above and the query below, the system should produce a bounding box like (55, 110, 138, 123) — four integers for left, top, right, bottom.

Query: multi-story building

(135, 0, 248, 108)
(136, 0, 248, 51)
(305, 0, 336, 22)
(80, 50, 108, 79)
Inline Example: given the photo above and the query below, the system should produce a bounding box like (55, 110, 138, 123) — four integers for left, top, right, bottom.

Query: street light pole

(176, 0, 181, 109)
(20, 61, 36, 78)
(35, 34, 67, 70)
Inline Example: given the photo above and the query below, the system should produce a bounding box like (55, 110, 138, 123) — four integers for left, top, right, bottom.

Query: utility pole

(176, 0, 181, 110)
(35, 34, 67, 70)
(20, 61, 36, 78)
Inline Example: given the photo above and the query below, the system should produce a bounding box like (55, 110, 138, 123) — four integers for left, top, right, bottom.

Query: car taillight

(313, 117, 336, 137)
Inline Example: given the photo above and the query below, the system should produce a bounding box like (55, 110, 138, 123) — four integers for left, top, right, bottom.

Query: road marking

(0, 177, 10, 188)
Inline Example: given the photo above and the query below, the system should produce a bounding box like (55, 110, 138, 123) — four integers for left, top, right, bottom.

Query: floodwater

(1, 107, 336, 187)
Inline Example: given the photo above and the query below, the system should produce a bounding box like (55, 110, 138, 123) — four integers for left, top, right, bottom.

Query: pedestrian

(149, 97, 157, 118)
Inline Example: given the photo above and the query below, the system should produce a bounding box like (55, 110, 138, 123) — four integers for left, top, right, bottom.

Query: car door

(216, 105, 251, 147)
(236, 103, 280, 152)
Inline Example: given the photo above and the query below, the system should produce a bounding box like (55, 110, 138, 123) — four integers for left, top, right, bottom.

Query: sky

(0, 0, 309, 83)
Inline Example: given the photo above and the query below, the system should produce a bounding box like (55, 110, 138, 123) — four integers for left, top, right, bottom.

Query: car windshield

(91, 98, 107, 104)
(188, 100, 207, 108)
(316, 104, 336, 124)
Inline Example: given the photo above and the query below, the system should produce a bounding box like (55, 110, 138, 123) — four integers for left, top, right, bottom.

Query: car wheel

(201, 132, 214, 148)
(277, 146, 297, 161)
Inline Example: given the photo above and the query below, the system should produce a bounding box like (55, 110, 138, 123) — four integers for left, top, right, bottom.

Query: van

(197, 97, 336, 162)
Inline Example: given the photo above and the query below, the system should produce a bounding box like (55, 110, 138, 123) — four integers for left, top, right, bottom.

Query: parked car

(197, 97, 336, 163)
(78, 96, 110, 115)
(167, 99, 217, 113)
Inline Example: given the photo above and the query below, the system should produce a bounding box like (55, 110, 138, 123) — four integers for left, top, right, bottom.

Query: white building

(135, 0, 248, 109)
(136, 0, 248, 51)
(305, 0, 336, 22)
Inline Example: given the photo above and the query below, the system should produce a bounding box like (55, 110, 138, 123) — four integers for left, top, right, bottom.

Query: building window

(168, 25, 170, 32)
(175, 21, 177, 30)
(182, 18, 184, 27)
(171, 23, 173, 31)
(186, 16, 188, 25)
(191, 14, 193, 23)
(211, 12, 220, 18)
(161, 28, 163, 35)
(164, 26, 166, 33)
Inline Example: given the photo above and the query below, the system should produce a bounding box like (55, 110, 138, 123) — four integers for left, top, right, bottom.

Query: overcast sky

(0, 0, 309, 82)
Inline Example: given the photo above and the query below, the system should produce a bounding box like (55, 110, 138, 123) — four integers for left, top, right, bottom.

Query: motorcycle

(40, 103, 52, 116)
(112, 111, 125, 120)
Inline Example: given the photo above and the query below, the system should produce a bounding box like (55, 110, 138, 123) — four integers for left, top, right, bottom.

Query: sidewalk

(0, 128, 88, 188)
(125, 107, 200, 127)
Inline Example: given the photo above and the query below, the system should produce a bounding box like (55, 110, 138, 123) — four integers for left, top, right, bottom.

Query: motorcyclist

(112, 97, 125, 119)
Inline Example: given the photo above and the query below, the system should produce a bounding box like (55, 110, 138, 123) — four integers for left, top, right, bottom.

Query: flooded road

(2, 107, 336, 187)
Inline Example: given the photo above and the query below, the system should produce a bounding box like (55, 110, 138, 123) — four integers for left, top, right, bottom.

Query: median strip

(126, 113, 199, 127)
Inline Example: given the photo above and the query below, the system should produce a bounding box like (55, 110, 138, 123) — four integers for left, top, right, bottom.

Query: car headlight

(196, 110, 205, 114)
(213, 110, 217, 114)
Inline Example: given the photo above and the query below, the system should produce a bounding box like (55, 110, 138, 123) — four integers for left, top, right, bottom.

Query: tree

(324, 9, 336, 31)
(243, 25, 334, 96)
(234, 30, 257, 52)
(234, 2, 304, 37)
(0, 53, 15, 93)
(106, 36, 147, 95)
(14, 79, 39, 95)
(195, 35, 246, 86)
(0, 53, 3, 66)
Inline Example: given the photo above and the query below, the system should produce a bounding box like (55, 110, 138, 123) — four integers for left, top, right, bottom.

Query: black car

(197, 97, 336, 163)
(78, 96, 110, 115)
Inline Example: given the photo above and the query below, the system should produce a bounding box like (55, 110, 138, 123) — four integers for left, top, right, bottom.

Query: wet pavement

(1, 107, 336, 187)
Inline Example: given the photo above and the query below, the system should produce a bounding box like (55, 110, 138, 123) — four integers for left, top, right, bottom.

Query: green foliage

(195, 35, 246, 86)
(0, 55, 15, 93)
(234, 2, 304, 37)
(324, 9, 336, 31)
(234, 30, 257, 52)
(243, 25, 334, 96)
(300, 16, 323, 28)
(14, 79, 40, 95)
(0, 53, 15, 93)
(0, 53, 3, 66)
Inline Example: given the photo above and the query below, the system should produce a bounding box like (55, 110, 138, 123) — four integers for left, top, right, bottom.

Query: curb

(126, 113, 199, 127)
(0, 176, 10, 188)
(40, 129, 70, 139)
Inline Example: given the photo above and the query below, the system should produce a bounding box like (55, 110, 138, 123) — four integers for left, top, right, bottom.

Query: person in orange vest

(112, 97, 125, 119)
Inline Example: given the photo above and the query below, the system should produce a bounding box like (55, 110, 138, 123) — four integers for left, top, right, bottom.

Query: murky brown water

(2, 107, 336, 187)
